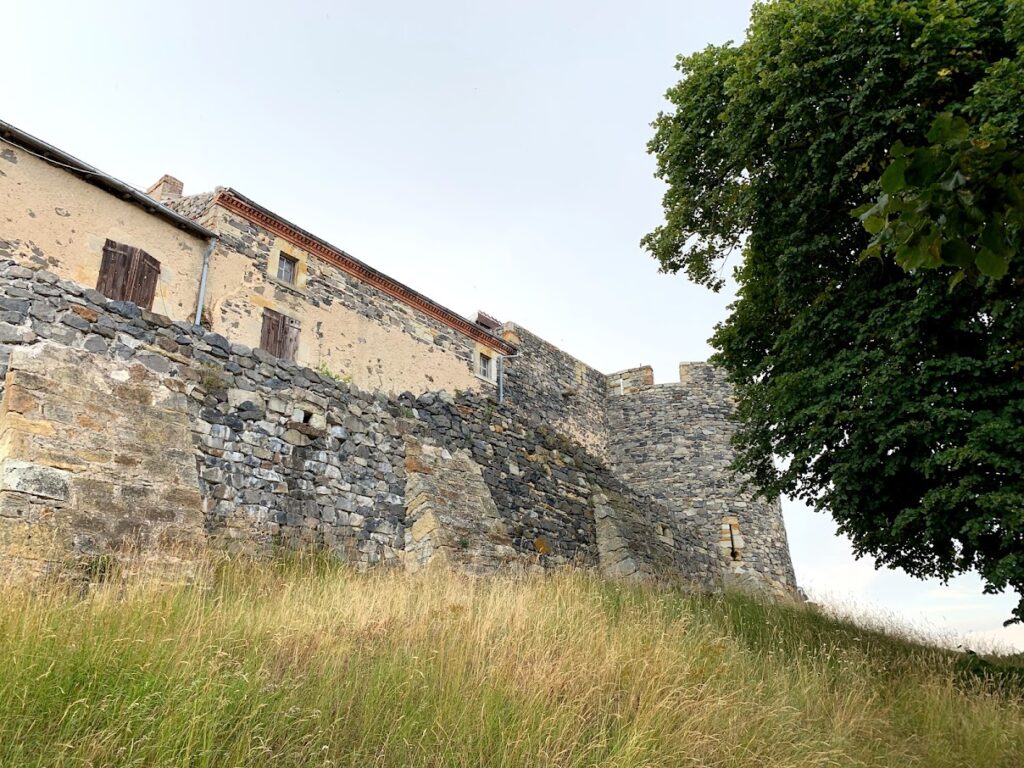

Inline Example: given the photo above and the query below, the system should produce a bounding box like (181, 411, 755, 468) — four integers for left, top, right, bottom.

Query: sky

(3, 0, 1021, 650)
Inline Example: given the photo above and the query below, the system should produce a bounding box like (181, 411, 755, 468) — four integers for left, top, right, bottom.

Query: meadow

(0, 557, 1021, 767)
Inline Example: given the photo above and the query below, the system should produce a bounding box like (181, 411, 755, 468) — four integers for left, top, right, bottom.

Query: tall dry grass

(0, 556, 1021, 767)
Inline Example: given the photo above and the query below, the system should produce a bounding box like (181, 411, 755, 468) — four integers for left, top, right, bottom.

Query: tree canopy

(644, 0, 1024, 621)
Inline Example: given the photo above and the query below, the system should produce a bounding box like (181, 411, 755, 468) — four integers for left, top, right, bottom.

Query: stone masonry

(0, 258, 796, 595)
(0, 122, 798, 596)
(606, 364, 797, 594)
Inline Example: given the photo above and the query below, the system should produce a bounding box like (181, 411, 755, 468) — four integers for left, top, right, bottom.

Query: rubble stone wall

(498, 323, 611, 460)
(606, 363, 798, 594)
(0, 261, 727, 588)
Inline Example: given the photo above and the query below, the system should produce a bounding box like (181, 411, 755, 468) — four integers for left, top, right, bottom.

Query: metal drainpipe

(194, 238, 218, 326)
(497, 350, 522, 404)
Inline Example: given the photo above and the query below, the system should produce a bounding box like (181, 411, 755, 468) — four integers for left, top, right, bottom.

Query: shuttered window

(260, 308, 300, 361)
(96, 239, 160, 310)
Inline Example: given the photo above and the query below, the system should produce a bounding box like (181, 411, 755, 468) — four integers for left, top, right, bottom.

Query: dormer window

(277, 253, 298, 284)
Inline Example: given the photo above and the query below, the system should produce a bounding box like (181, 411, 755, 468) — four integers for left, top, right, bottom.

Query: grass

(0, 557, 1021, 767)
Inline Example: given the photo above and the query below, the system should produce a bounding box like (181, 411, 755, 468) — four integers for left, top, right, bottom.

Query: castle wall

(498, 323, 611, 460)
(191, 200, 495, 396)
(0, 260, 724, 587)
(0, 341, 203, 580)
(0, 139, 209, 323)
(0, 130, 797, 595)
(606, 363, 797, 594)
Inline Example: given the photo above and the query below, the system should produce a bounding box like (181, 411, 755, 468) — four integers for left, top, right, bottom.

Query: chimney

(146, 174, 184, 203)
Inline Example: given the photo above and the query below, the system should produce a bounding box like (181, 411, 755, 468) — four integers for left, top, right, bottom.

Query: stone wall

(0, 261, 727, 589)
(0, 341, 203, 580)
(499, 323, 611, 460)
(607, 366, 654, 396)
(0, 139, 210, 324)
(606, 363, 797, 594)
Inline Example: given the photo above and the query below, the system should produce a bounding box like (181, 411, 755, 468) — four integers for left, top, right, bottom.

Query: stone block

(0, 322, 35, 344)
(0, 460, 71, 501)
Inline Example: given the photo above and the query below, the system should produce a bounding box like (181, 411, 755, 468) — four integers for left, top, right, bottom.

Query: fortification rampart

(606, 363, 796, 594)
(0, 261, 738, 589)
(0, 122, 797, 596)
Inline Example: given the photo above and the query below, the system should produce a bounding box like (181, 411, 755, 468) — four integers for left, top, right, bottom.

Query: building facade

(0, 119, 797, 595)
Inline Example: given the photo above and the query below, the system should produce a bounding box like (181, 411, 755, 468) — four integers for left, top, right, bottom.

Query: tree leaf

(880, 158, 908, 193)
(976, 248, 1009, 278)
(940, 239, 974, 267)
(862, 215, 886, 234)
(927, 113, 969, 145)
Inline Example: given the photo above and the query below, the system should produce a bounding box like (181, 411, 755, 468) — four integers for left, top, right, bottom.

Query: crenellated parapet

(605, 362, 797, 595)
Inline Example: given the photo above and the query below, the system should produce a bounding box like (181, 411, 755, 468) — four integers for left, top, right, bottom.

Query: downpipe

(194, 238, 218, 326)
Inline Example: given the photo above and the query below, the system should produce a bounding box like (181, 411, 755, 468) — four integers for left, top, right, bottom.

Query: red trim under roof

(213, 190, 515, 355)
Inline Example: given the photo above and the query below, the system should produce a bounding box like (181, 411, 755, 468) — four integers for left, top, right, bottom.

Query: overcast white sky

(4, 0, 1021, 649)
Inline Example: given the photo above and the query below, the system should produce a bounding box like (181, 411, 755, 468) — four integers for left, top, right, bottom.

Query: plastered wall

(0, 140, 209, 323)
(195, 203, 491, 396)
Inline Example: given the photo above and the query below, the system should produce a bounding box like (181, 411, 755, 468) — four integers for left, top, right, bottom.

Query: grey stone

(0, 322, 35, 344)
(1, 460, 71, 501)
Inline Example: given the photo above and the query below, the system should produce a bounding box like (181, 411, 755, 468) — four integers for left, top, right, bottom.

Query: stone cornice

(212, 190, 516, 355)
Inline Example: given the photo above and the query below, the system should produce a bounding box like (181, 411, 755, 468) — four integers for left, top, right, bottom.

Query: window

(96, 239, 160, 309)
(478, 352, 492, 380)
(276, 252, 298, 284)
(260, 308, 301, 361)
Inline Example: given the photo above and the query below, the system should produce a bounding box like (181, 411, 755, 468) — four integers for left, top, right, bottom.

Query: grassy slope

(0, 558, 1021, 767)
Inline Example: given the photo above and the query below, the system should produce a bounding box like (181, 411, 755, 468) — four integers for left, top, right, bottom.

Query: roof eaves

(0, 119, 215, 241)
(215, 188, 516, 355)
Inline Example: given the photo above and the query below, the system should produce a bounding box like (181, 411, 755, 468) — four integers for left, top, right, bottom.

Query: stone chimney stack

(146, 174, 184, 203)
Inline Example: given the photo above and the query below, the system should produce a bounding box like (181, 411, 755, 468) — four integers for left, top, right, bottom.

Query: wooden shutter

(127, 250, 160, 310)
(97, 239, 133, 300)
(282, 316, 301, 362)
(261, 309, 300, 361)
(97, 239, 160, 310)
(261, 308, 284, 357)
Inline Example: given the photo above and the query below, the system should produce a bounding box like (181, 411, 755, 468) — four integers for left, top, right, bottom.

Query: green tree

(857, 2, 1022, 284)
(644, 0, 1024, 621)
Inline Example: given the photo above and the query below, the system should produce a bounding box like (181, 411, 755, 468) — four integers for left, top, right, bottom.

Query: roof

(0, 119, 215, 240)
(213, 188, 516, 355)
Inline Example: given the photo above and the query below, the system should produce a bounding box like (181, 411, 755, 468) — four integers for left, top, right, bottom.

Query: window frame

(276, 252, 298, 285)
(475, 349, 499, 384)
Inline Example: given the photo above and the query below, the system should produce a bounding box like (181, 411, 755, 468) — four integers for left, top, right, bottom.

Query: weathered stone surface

(0, 341, 205, 581)
(0, 460, 70, 501)
(605, 363, 798, 596)
(0, 260, 796, 596)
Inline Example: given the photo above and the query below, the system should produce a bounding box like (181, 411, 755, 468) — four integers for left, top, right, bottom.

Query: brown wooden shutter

(97, 239, 160, 310)
(260, 309, 300, 361)
(261, 308, 282, 356)
(282, 316, 301, 362)
(97, 239, 133, 299)
(127, 249, 160, 310)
